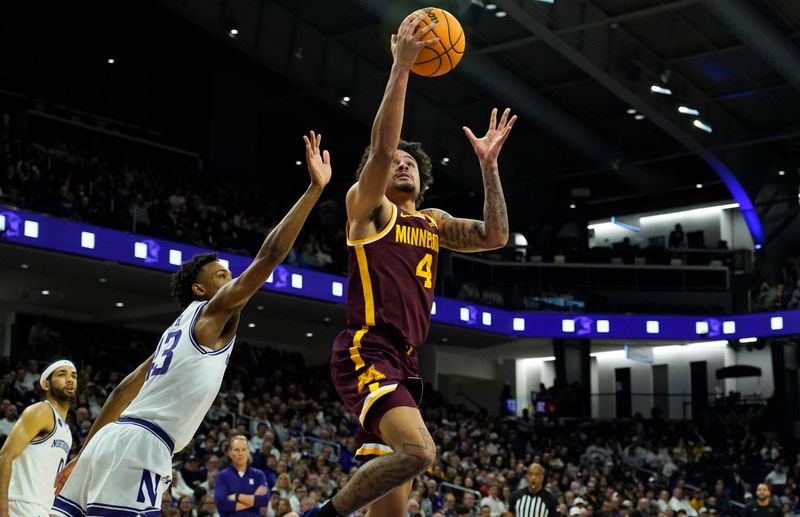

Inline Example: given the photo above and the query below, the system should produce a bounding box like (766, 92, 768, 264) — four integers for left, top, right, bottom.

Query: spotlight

(650, 85, 672, 95)
(693, 120, 712, 133)
(495, 10, 507, 17)
(778, 170, 786, 176)
(678, 106, 700, 116)
(440, 157, 450, 165)
(485, 2, 497, 9)
(634, 114, 645, 120)
(696, 183, 703, 189)
(626, 108, 637, 115)
(339, 95, 351, 106)
(107, 58, 115, 64)
(228, 28, 239, 38)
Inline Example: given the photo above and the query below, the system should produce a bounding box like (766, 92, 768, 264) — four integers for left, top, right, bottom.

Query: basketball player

(312, 13, 515, 517)
(51, 131, 332, 517)
(0, 360, 76, 517)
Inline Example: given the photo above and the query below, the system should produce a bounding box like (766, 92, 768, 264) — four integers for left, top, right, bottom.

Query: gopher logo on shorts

(357, 364, 386, 393)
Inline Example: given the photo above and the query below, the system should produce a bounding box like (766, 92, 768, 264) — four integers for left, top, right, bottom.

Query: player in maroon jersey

(310, 13, 516, 517)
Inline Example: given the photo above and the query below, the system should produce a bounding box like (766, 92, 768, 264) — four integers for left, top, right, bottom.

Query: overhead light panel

(678, 106, 700, 116)
(693, 119, 712, 133)
(485, 2, 497, 9)
(634, 114, 645, 120)
(495, 10, 507, 17)
(650, 85, 672, 95)
(626, 108, 637, 115)
(228, 28, 239, 38)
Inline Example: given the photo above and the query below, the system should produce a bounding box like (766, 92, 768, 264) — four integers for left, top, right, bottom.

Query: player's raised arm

(198, 131, 331, 338)
(346, 14, 438, 222)
(422, 107, 516, 252)
(0, 404, 53, 516)
(54, 354, 154, 495)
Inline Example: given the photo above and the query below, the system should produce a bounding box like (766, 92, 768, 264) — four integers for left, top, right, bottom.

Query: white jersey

(123, 300, 235, 452)
(9, 400, 71, 511)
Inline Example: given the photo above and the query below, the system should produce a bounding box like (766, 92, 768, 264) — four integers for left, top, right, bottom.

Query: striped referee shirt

(508, 487, 559, 517)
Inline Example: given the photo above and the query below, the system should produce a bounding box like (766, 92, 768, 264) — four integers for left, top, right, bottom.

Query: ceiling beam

(473, 0, 702, 57)
(495, 0, 763, 246)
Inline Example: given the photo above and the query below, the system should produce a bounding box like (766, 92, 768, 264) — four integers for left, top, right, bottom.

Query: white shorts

(10, 499, 49, 517)
(50, 417, 173, 517)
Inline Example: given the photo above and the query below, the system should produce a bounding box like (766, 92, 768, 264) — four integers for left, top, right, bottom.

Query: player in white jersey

(51, 131, 332, 517)
(0, 360, 77, 517)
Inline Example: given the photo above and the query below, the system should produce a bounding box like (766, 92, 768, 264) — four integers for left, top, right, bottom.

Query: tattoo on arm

(424, 164, 508, 252)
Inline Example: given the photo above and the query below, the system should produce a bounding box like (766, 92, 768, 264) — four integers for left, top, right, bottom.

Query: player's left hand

(54, 456, 78, 495)
(463, 107, 517, 165)
(304, 130, 332, 189)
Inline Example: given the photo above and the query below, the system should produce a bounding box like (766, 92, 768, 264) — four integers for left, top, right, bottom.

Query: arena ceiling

(1, 0, 799, 245)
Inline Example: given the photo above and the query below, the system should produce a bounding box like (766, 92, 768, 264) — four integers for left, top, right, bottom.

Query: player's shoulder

(20, 401, 53, 419)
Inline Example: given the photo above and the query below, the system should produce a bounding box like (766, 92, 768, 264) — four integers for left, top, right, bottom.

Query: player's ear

(192, 282, 206, 298)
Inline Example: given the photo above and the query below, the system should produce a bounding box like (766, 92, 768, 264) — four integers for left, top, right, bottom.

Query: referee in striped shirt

(506, 463, 559, 517)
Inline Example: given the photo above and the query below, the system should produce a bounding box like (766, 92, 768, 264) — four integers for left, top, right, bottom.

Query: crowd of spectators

(0, 116, 346, 276)
(2, 314, 799, 517)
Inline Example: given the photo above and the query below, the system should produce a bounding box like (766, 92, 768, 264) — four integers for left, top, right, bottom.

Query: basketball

(410, 7, 466, 77)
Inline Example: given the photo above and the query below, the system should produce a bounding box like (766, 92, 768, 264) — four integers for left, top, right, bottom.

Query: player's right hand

(54, 457, 78, 496)
(391, 13, 439, 70)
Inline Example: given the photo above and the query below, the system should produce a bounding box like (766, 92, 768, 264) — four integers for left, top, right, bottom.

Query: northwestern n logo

(137, 470, 162, 506)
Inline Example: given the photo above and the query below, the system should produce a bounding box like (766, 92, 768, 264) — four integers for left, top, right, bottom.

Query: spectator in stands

(788, 281, 800, 309)
(458, 281, 481, 302)
(480, 484, 507, 517)
(199, 494, 218, 517)
(766, 464, 788, 495)
(669, 224, 686, 248)
(0, 403, 18, 437)
(177, 495, 195, 517)
(744, 484, 783, 517)
(215, 435, 269, 516)
(463, 491, 479, 516)
(670, 488, 697, 516)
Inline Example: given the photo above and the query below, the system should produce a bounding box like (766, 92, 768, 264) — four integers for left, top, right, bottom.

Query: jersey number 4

(145, 330, 182, 381)
(415, 253, 433, 289)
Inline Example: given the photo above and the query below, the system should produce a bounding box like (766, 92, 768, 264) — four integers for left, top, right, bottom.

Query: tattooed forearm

(480, 162, 509, 248)
(331, 428, 435, 515)
(425, 162, 508, 252)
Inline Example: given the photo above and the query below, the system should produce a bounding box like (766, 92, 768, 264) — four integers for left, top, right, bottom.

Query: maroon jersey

(345, 203, 439, 348)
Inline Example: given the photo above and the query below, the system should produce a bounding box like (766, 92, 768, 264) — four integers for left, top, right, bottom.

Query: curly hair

(354, 140, 434, 207)
(169, 252, 218, 309)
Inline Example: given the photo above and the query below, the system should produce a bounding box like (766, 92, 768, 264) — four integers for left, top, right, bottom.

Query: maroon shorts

(331, 327, 423, 460)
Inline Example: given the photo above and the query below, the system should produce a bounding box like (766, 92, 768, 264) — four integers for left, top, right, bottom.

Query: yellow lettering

(396, 225, 407, 244)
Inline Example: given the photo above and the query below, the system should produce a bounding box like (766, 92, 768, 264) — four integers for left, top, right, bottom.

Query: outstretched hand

(391, 13, 439, 70)
(303, 131, 332, 189)
(463, 108, 517, 165)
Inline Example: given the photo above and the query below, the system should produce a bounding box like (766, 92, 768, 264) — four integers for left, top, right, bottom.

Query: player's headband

(40, 360, 77, 387)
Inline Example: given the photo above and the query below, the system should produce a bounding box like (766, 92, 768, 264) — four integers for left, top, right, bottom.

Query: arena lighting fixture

(98, 277, 107, 283)
(590, 350, 625, 358)
(536, 0, 555, 3)
(634, 114, 645, 120)
(115, 302, 124, 308)
(41, 290, 50, 295)
(291, 273, 303, 289)
(295, 160, 302, 166)
(339, 96, 351, 106)
(778, 170, 786, 176)
(228, 28, 239, 38)
(495, 10, 507, 17)
(440, 157, 450, 165)
(678, 106, 700, 116)
(739, 337, 758, 344)
(485, 2, 497, 9)
(169, 249, 182, 266)
(638, 203, 739, 224)
(693, 119, 713, 133)
(81, 231, 95, 249)
(21, 264, 29, 269)
(248, 323, 255, 328)
(680, 340, 728, 347)
(696, 183, 703, 189)
(107, 58, 115, 64)
(24, 220, 39, 238)
(650, 85, 672, 95)
(306, 332, 314, 338)
(569, 204, 576, 209)
(626, 108, 637, 115)
(754, 243, 763, 250)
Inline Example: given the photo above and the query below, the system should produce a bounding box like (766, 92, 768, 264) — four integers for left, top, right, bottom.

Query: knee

(397, 443, 436, 476)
